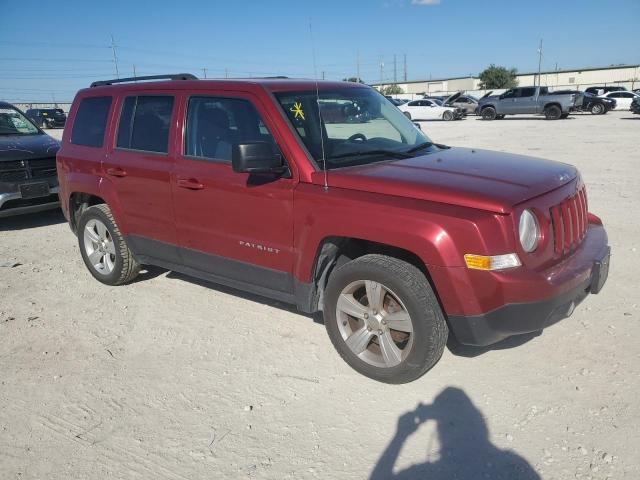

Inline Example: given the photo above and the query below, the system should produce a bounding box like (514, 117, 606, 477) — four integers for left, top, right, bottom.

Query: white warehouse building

(372, 64, 640, 98)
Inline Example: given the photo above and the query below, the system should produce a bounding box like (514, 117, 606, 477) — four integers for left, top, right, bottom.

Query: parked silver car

(443, 91, 479, 115)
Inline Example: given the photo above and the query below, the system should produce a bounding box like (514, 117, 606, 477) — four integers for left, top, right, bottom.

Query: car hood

(0, 134, 60, 161)
(319, 147, 578, 213)
(443, 91, 462, 105)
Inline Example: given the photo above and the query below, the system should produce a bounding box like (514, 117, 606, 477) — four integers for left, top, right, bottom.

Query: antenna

(309, 19, 328, 191)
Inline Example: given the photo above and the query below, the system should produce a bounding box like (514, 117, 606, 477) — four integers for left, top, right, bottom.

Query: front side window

(117, 95, 174, 153)
(184, 97, 277, 162)
(275, 87, 431, 170)
(0, 107, 40, 135)
(502, 89, 516, 99)
(71, 96, 112, 147)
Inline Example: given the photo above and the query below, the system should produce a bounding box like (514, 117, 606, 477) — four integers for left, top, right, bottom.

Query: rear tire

(403, 111, 412, 120)
(323, 254, 448, 384)
(442, 110, 454, 121)
(481, 107, 497, 120)
(544, 105, 562, 120)
(77, 204, 140, 286)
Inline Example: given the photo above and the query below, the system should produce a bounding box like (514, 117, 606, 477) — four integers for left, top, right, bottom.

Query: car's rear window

(116, 95, 174, 154)
(71, 96, 112, 147)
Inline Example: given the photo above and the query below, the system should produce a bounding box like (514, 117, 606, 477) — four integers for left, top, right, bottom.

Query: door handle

(106, 167, 127, 177)
(177, 177, 204, 190)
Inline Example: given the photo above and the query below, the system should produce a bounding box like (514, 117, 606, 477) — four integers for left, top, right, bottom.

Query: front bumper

(444, 225, 610, 346)
(0, 187, 60, 217)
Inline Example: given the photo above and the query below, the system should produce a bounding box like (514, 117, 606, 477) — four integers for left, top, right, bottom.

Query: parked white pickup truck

(476, 86, 583, 120)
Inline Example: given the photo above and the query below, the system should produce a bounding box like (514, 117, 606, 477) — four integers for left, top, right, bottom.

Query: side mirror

(232, 142, 286, 174)
(413, 122, 422, 130)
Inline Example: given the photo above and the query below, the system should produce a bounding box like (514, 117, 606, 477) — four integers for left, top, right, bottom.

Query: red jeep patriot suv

(57, 74, 610, 383)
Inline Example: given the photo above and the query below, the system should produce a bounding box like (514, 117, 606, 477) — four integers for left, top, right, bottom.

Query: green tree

(342, 77, 365, 84)
(380, 84, 404, 95)
(478, 64, 518, 89)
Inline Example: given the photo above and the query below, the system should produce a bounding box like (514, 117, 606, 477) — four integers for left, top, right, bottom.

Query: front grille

(0, 157, 57, 183)
(29, 158, 57, 179)
(0, 170, 29, 182)
(550, 187, 588, 255)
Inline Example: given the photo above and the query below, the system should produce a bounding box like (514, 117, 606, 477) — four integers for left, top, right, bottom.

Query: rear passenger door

(514, 87, 538, 114)
(102, 93, 179, 262)
(171, 92, 295, 295)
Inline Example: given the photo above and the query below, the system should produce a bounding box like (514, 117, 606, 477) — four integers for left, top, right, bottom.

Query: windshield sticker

(290, 102, 305, 121)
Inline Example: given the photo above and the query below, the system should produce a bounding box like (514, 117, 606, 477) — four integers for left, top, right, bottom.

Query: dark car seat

(196, 107, 235, 160)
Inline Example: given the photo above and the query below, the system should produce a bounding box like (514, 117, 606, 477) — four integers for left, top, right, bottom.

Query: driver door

(171, 92, 296, 295)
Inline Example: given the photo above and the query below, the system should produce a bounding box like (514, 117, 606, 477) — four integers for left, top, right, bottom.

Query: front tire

(323, 254, 448, 384)
(403, 111, 412, 120)
(442, 110, 454, 121)
(544, 105, 562, 120)
(590, 103, 605, 115)
(481, 107, 497, 120)
(77, 204, 140, 286)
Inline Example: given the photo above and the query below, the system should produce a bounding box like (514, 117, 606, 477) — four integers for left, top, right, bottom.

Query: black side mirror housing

(232, 142, 286, 174)
(413, 122, 422, 130)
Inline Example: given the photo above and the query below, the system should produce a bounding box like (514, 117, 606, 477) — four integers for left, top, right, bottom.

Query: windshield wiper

(405, 141, 450, 154)
(405, 142, 434, 154)
(327, 149, 413, 161)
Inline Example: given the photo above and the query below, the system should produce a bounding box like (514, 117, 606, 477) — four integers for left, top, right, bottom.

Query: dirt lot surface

(1, 111, 638, 479)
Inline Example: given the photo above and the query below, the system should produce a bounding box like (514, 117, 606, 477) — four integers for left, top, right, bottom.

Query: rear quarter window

(71, 96, 112, 147)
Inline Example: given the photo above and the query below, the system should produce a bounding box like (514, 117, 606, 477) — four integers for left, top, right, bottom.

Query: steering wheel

(348, 133, 367, 142)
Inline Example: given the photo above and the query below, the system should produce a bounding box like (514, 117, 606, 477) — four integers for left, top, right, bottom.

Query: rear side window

(519, 88, 536, 97)
(71, 96, 112, 147)
(117, 95, 174, 154)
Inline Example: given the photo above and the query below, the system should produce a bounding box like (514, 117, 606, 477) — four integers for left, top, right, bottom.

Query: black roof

(0, 101, 18, 109)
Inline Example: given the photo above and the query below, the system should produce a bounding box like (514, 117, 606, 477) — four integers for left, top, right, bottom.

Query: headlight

(519, 209, 540, 253)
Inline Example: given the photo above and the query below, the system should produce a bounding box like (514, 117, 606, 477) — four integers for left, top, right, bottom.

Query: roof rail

(90, 73, 197, 88)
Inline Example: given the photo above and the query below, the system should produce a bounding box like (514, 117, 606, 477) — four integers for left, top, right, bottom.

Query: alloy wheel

(83, 218, 116, 275)
(336, 280, 414, 368)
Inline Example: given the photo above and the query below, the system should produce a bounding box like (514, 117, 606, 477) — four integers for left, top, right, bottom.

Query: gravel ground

(1, 110, 638, 479)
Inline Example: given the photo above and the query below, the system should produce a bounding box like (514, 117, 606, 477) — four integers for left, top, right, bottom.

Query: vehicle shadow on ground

(620, 117, 639, 120)
(0, 209, 66, 232)
(164, 270, 324, 324)
(369, 387, 541, 480)
(446, 331, 541, 358)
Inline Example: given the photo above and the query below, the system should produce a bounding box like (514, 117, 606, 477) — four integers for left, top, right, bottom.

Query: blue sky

(1, 0, 639, 102)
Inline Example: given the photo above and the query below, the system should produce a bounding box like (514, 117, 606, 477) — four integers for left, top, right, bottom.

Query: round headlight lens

(519, 209, 540, 253)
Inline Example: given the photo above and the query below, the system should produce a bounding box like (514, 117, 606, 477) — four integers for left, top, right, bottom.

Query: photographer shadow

(370, 387, 540, 480)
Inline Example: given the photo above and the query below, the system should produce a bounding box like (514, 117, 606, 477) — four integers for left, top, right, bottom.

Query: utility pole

(133, 65, 137, 79)
(202, 68, 207, 79)
(356, 50, 360, 82)
(537, 38, 543, 87)
(225, 68, 228, 78)
(403, 53, 407, 82)
(393, 54, 397, 83)
(379, 57, 384, 83)
(110, 34, 119, 79)
(322, 71, 325, 80)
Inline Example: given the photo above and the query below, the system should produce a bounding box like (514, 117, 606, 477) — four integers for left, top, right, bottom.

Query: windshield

(275, 88, 433, 169)
(0, 108, 40, 135)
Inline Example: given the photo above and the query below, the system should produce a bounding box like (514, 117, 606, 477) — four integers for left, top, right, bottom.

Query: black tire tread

(81, 204, 140, 285)
(324, 254, 448, 384)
